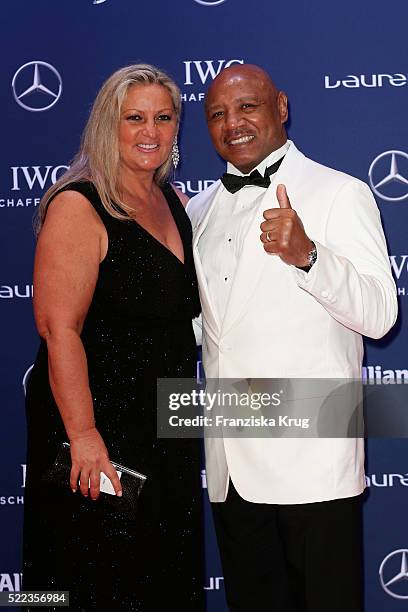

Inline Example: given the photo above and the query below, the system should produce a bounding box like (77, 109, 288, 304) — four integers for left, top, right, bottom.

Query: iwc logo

(368, 150, 408, 202)
(181, 59, 244, 102)
(12, 61, 62, 112)
(379, 549, 408, 599)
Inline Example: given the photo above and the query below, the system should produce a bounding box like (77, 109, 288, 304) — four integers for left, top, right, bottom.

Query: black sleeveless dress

(22, 182, 204, 611)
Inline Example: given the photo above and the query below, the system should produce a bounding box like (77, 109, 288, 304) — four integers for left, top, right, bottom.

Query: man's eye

(242, 103, 256, 110)
(211, 111, 224, 119)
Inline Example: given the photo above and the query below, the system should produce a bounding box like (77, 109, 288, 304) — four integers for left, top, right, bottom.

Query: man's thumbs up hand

(276, 183, 292, 209)
(260, 184, 314, 267)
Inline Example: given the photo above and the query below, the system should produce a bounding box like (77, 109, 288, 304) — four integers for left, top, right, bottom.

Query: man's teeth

(138, 144, 158, 149)
(230, 135, 255, 145)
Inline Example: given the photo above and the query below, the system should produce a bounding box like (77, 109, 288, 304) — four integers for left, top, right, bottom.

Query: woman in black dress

(23, 64, 203, 611)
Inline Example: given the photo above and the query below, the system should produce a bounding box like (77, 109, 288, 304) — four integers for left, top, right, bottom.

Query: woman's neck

(119, 166, 159, 211)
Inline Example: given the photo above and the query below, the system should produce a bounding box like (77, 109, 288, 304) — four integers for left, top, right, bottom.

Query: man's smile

(227, 134, 255, 146)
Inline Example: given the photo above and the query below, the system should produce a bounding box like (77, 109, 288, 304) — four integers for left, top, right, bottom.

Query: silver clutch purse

(43, 442, 147, 514)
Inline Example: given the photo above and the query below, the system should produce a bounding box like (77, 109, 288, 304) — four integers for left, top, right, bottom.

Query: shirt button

(321, 290, 329, 299)
(224, 277, 228, 282)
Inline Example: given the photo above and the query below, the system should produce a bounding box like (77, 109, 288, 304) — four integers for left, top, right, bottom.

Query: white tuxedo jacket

(187, 142, 397, 504)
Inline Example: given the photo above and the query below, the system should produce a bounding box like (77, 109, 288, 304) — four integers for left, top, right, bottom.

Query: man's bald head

(205, 64, 279, 111)
(204, 64, 288, 173)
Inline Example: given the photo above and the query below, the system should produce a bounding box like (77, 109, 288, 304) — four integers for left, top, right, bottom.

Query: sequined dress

(22, 181, 204, 611)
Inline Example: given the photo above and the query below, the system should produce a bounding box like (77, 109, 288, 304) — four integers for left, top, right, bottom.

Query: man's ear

(278, 91, 288, 124)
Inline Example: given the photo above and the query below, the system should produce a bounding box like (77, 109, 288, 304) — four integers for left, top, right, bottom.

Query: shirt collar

(226, 139, 292, 177)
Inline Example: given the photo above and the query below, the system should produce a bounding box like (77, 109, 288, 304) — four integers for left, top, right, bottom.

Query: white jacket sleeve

(292, 179, 397, 339)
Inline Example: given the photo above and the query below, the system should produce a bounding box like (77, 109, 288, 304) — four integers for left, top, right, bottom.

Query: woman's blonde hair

(36, 63, 181, 233)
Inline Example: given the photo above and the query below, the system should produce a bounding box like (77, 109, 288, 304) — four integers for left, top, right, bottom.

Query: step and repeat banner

(1, 0, 408, 609)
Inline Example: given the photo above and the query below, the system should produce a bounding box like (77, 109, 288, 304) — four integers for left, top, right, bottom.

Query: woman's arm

(33, 190, 121, 500)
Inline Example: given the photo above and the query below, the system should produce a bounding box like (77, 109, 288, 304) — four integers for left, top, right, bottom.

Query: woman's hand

(69, 427, 122, 500)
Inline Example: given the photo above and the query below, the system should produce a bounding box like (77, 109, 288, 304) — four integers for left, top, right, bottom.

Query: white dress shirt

(198, 140, 291, 324)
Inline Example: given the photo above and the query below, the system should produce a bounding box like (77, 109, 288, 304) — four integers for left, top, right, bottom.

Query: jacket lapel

(191, 181, 222, 332)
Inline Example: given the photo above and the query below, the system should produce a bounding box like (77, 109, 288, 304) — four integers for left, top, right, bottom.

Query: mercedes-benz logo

(369, 150, 408, 202)
(379, 549, 408, 599)
(194, 0, 227, 5)
(12, 61, 62, 112)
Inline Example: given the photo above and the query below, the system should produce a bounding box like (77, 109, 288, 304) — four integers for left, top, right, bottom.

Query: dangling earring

(171, 138, 180, 169)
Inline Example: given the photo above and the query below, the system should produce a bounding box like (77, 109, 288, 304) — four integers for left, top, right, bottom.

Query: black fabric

(212, 481, 363, 612)
(221, 156, 285, 193)
(22, 181, 204, 611)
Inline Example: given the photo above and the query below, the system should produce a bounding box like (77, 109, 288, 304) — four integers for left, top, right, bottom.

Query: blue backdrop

(1, 0, 408, 609)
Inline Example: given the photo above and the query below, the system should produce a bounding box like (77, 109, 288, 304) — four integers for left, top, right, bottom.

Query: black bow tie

(221, 156, 284, 194)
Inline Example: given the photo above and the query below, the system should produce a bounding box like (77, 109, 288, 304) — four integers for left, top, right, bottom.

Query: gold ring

(266, 230, 272, 242)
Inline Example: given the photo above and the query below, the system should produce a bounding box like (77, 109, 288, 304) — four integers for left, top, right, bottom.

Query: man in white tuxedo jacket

(187, 64, 397, 612)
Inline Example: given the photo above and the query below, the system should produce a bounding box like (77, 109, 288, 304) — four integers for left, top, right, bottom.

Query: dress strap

(46, 181, 113, 226)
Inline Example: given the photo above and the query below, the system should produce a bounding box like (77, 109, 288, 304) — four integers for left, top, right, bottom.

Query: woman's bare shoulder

(43, 189, 104, 228)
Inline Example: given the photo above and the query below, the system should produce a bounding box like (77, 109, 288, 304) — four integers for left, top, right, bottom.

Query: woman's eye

(127, 114, 141, 121)
(157, 114, 172, 121)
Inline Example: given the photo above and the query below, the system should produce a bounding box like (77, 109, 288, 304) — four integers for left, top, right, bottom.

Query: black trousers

(212, 481, 363, 612)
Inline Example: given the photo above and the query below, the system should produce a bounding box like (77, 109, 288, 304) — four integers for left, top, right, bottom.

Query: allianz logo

(366, 473, 408, 488)
(0, 573, 22, 592)
(0, 284, 33, 299)
(324, 73, 407, 89)
(362, 365, 408, 383)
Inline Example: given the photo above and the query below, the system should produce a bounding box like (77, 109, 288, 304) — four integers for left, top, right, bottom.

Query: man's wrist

(296, 241, 317, 273)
